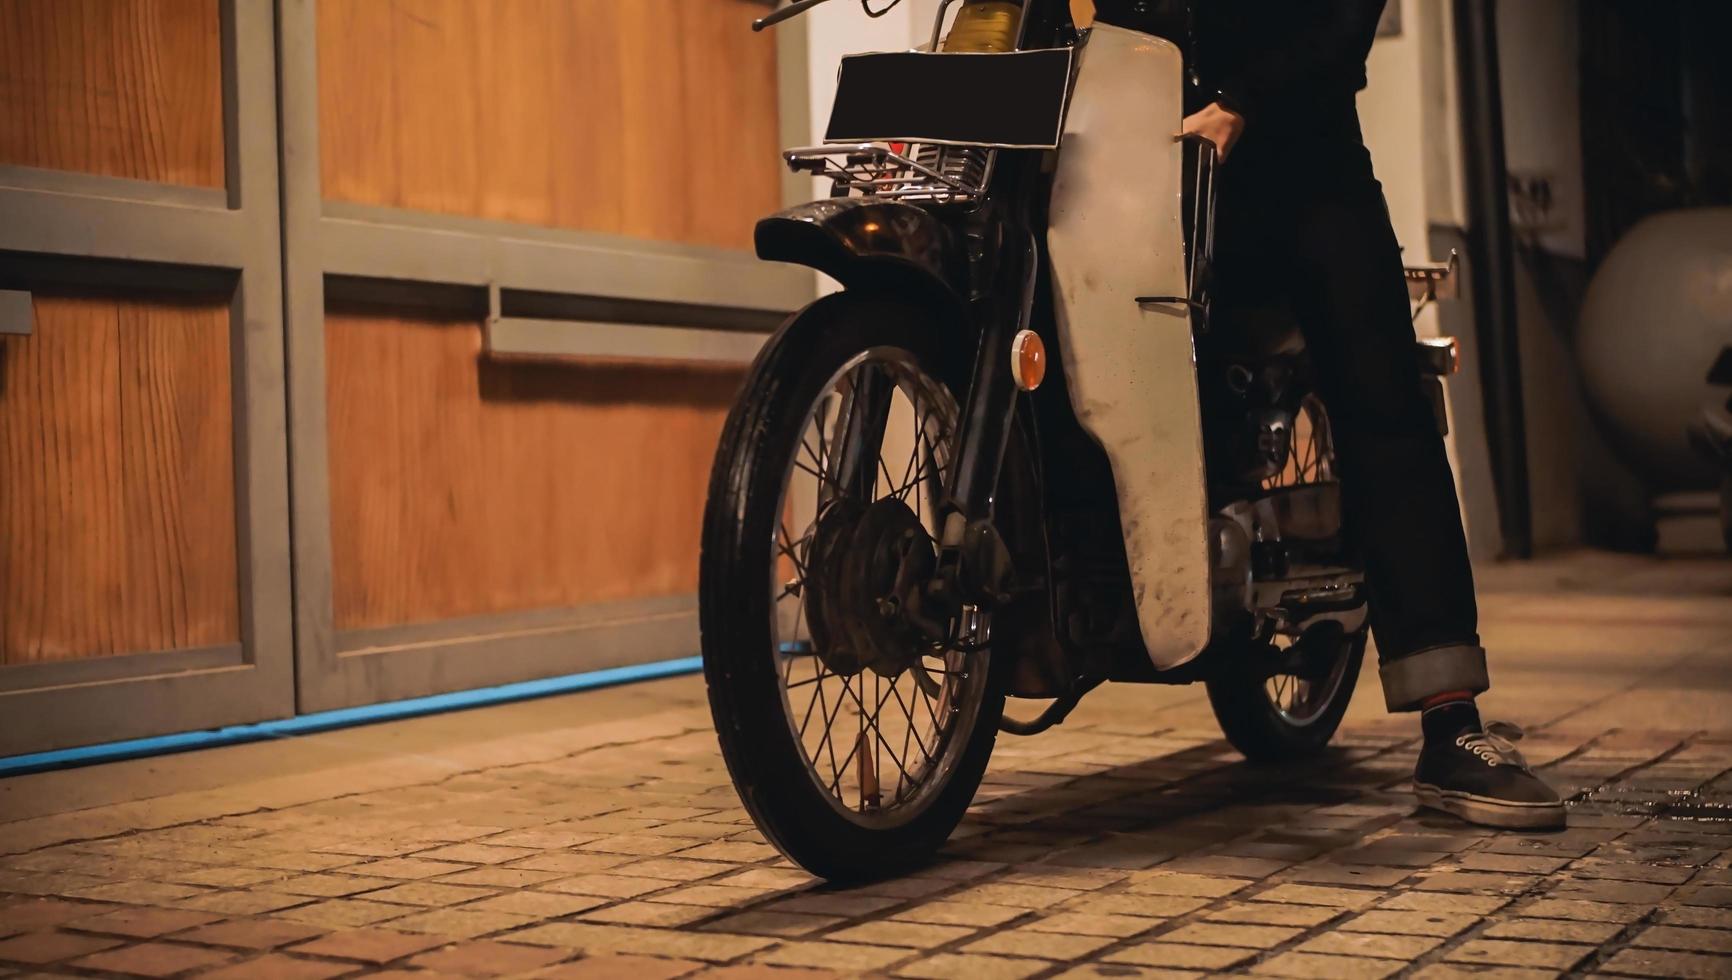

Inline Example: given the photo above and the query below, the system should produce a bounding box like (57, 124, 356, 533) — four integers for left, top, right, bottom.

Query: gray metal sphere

(1577, 208, 1732, 491)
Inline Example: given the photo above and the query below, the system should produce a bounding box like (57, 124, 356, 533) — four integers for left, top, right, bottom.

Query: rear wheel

(1208, 393, 1367, 762)
(700, 293, 1002, 882)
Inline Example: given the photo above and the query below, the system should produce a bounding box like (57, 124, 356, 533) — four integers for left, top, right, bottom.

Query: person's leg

(1277, 161, 1563, 828)
(1280, 170, 1486, 708)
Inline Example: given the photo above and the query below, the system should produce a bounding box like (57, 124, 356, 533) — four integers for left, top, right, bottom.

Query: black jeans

(1213, 113, 1489, 711)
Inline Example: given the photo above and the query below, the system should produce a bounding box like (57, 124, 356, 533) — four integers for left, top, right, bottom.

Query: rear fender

(755, 199, 968, 314)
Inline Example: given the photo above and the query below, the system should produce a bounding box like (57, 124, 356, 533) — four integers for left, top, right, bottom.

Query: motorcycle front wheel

(699, 292, 1003, 882)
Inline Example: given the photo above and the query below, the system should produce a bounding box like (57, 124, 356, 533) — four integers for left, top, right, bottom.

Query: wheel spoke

(766, 350, 982, 826)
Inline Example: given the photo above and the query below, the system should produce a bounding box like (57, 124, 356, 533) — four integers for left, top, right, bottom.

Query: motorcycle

(699, 0, 1459, 881)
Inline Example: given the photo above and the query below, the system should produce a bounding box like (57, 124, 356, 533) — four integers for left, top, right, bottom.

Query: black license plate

(825, 48, 1074, 150)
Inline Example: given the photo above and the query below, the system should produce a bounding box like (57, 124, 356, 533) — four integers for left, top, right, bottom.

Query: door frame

(0, 0, 295, 756)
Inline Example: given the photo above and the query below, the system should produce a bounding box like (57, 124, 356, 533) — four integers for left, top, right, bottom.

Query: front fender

(755, 199, 967, 309)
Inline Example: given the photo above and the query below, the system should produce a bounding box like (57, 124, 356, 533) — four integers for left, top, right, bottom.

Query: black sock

(1421, 697, 1482, 743)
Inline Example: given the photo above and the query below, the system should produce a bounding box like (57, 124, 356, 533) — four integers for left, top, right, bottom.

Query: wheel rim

(770, 348, 989, 829)
(1260, 394, 1354, 727)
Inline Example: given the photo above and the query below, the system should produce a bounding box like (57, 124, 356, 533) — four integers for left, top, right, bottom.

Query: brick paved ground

(2, 552, 1730, 979)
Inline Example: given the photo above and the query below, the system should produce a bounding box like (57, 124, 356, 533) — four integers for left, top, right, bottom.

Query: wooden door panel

(0, 292, 240, 664)
(316, 0, 782, 250)
(0, 0, 225, 186)
(324, 309, 740, 632)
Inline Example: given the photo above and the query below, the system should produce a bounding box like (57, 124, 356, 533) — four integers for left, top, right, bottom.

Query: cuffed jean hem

(1379, 643, 1490, 712)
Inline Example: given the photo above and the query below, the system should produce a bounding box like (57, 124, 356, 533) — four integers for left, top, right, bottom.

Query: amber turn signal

(1012, 329, 1046, 391)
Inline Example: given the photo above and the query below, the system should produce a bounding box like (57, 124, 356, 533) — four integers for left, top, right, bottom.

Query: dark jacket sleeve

(1213, 0, 1387, 123)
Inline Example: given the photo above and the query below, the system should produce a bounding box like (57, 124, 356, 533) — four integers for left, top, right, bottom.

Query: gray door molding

(0, 0, 296, 757)
(278, 1, 817, 713)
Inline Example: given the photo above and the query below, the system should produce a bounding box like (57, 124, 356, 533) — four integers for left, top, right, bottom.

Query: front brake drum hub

(843, 498, 937, 678)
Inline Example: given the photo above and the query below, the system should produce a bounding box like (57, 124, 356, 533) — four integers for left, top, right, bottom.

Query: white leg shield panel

(1046, 24, 1211, 669)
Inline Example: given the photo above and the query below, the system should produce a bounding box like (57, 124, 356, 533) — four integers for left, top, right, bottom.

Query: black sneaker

(1413, 703, 1566, 829)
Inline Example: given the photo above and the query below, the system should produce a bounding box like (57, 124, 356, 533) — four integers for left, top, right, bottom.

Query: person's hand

(1179, 102, 1245, 162)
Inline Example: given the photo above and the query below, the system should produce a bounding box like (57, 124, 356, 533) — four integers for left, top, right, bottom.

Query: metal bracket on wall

(0, 289, 32, 335)
(482, 280, 769, 366)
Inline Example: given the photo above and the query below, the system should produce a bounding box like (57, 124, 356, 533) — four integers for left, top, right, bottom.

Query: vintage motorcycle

(700, 0, 1459, 881)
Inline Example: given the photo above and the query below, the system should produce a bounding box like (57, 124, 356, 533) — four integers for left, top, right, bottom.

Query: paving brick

(539, 875, 669, 900)
(652, 885, 777, 909)
(1285, 864, 1413, 888)
(700, 911, 841, 937)
(696, 966, 845, 980)
(503, 923, 773, 963)
(1124, 873, 1248, 899)
(1411, 871, 1533, 895)
(892, 952, 1047, 980)
(1024, 911, 1160, 938)
(963, 927, 1114, 960)
(1062, 893, 1208, 919)
(0, 898, 118, 934)
(350, 860, 473, 881)
(1298, 930, 1441, 959)
(461, 891, 607, 919)
(1518, 897, 1647, 923)
(1252, 883, 1379, 908)
(533, 953, 703, 979)
(510, 854, 633, 875)
(177, 918, 328, 950)
(824, 921, 975, 948)
(759, 894, 900, 918)
(365, 883, 497, 908)
(1455, 853, 1570, 875)
(64, 880, 206, 905)
(62, 905, 219, 938)
(1157, 855, 1290, 879)
(272, 875, 398, 898)
(892, 902, 1027, 928)
(1048, 966, 1205, 980)
(177, 890, 314, 915)
(385, 908, 537, 938)
(442, 868, 568, 888)
(1547, 877, 1676, 904)
(278, 900, 411, 929)
(1481, 916, 1621, 943)
(414, 845, 538, 865)
(192, 952, 357, 979)
(71, 940, 235, 976)
(579, 902, 716, 928)
(1338, 910, 1480, 938)
(1444, 938, 1593, 970)
(1631, 923, 1732, 953)
(1408, 965, 1557, 980)
(945, 882, 1081, 908)
(290, 928, 447, 963)
(1659, 906, 1732, 929)
(1600, 947, 1731, 980)
(753, 940, 908, 971)
(0, 930, 122, 964)
(1251, 952, 1402, 979)
(712, 868, 813, 891)
(407, 939, 570, 975)
(1376, 891, 1509, 915)
(1104, 942, 1258, 970)
(1160, 922, 1303, 948)
(1204, 902, 1340, 928)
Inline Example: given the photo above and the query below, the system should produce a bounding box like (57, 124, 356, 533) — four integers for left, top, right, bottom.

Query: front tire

(700, 292, 1003, 882)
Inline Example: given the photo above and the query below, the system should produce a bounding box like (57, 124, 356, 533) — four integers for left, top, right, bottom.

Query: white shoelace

(1454, 720, 1529, 768)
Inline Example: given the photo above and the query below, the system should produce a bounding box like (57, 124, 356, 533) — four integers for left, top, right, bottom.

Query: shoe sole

(1413, 781, 1566, 829)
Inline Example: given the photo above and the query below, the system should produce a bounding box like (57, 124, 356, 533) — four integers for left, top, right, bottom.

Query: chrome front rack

(783, 143, 990, 204)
